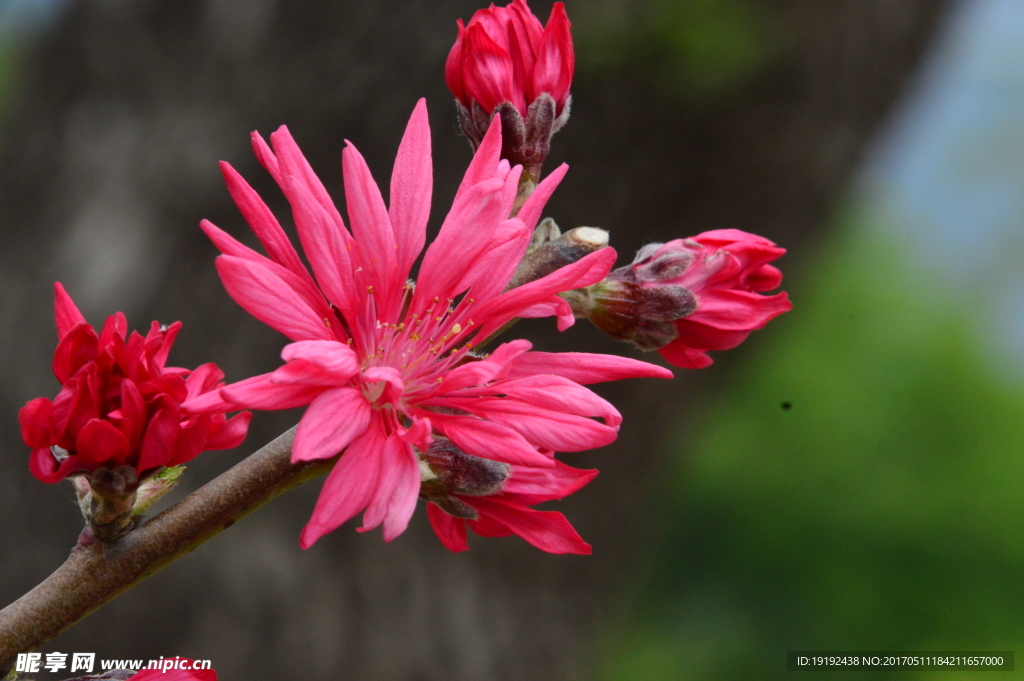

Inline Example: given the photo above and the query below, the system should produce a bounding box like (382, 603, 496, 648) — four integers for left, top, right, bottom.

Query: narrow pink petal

(204, 412, 251, 451)
(429, 412, 553, 467)
(219, 161, 311, 280)
(358, 434, 405, 533)
(118, 378, 147, 450)
(215, 255, 333, 341)
(427, 503, 469, 552)
(343, 141, 400, 317)
(300, 424, 385, 548)
(454, 217, 531, 301)
(687, 289, 792, 333)
(251, 131, 282, 183)
(473, 247, 617, 336)
(218, 374, 325, 410)
(458, 374, 622, 426)
(53, 283, 86, 340)
(469, 497, 590, 554)
(382, 443, 421, 542)
(441, 398, 617, 452)
(389, 99, 432, 282)
(292, 387, 372, 463)
(454, 114, 503, 202)
(150, 321, 181, 370)
(501, 460, 598, 502)
(505, 351, 673, 383)
(181, 388, 239, 415)
(200, 220, 334, 324)
(270, 126, 360, 319)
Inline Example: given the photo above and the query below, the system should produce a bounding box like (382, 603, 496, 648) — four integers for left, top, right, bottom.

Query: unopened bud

(564, 279, 696, 350)
(419, 439, 512, 520)
(507, 222, 609, 290)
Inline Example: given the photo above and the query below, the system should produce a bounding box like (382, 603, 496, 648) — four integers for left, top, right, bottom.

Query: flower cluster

(20, 284, 250, 484)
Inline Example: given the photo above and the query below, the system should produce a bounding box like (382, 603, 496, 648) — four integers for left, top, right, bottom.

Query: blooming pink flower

(576, 229, 791, 368)
(186, 100, 672, 550)
(19, 283, 251, 484)
(446, 0, 573, 117)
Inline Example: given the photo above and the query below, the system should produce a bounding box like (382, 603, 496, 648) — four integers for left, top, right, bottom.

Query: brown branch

(0, 426, 330, 677)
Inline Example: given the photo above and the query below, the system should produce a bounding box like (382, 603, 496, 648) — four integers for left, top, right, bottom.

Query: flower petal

(428, 503, 469, 552)
(468, 497, 590, 554)
(292, 387, 372, 463)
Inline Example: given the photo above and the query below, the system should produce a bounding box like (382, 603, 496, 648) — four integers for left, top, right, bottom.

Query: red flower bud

(570, 229, 792, 368)
(446, 0, 574, 181)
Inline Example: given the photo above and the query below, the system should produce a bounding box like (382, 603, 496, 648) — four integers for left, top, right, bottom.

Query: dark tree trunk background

(0, 1, 948, 679)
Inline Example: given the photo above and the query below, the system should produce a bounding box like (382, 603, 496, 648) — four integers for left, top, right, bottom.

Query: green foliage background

(598, 218, 1024, 680)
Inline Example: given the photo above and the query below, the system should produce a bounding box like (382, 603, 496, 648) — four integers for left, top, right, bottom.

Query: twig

(0, 426, 330, 677)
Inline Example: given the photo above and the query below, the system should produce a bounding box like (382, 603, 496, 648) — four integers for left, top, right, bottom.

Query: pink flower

(446, 0, 573, 117)
(20, 284, 251, 484)
(186, 100, 672, 550)
(445, 0, 573, 182)
(572, 229, 792, 368)
(127, 659, 216, 680)
(422, 439, 598, 554)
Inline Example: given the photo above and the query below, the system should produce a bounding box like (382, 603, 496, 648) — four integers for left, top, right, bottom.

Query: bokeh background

(2, 0, 1021, 679)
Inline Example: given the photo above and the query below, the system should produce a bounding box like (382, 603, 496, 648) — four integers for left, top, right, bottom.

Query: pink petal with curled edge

(505, 351, 673, 383)
(364, 366, 405, 405)
(292, 387, 371, 463)
(218, 374, 325, 411)
(427, 503, 469, 552)
(204, 411, 251, 451)
(281, 340, 360, 380)
(390, 99, 432, 283)
(215, 256, 333, 342)
(400, 415, 433, 451)
(429, 412, 553, 467)
(343, 141, 400, 318)
(300, 424, 385, 549)
(52, 324, 98, 383)
(469, 497, 590, 554)
(76, 418, 131, 468)
(53, 283, 86, 340)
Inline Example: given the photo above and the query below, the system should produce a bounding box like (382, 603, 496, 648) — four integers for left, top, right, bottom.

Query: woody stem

(0, 426, 331, 678)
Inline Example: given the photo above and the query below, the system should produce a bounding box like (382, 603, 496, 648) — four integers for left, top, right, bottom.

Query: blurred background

(3, 0, 1022, 679)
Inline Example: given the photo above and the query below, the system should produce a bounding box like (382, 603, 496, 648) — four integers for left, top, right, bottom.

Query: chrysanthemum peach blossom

(186, 100, 671, 550)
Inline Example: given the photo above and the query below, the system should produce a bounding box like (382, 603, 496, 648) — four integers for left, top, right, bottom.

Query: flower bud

(419, 438, 512, 520)
(569, 229, 792, 367)
(446, 0, 573, 183)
